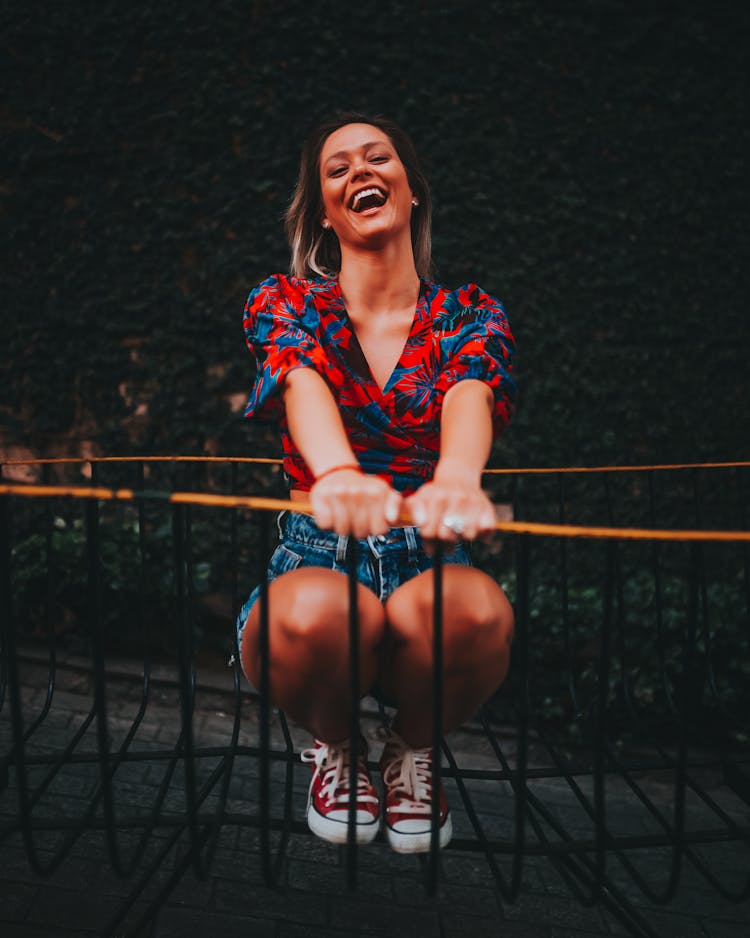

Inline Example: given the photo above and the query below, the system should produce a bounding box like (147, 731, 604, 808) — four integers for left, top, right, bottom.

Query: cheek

(321, 183, 345, 215)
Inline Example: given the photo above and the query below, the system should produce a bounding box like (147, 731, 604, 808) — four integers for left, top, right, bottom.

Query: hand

(310, 468, 403, 538)
(404, 464, 497, 545)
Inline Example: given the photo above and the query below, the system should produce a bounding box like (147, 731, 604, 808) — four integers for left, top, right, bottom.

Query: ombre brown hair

(285, 112, 433, 279)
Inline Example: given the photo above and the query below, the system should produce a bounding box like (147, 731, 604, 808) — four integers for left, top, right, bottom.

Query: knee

(465, 583, 514, 650)
(442, 604, 510, 671)
(277, 576, 384, 652)
(390, 573, 514, 670)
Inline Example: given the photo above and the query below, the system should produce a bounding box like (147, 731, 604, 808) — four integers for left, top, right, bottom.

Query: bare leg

(240, 567, 385, 742)
(380, 566, 514, 747)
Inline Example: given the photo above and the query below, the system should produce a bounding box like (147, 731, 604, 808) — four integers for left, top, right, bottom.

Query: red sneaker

(380, 732, 452, 854)
(300, 737, 380, 845)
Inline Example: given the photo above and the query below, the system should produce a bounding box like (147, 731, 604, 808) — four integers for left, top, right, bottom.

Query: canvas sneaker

(300, 737, 380, 844)
(380, 731, 453, 854)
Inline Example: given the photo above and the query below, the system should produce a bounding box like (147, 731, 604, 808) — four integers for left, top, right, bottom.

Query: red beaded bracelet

(314, 463, 363, 483)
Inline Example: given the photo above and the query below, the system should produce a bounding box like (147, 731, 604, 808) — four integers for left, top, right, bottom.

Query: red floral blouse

(243, 274, 516, 494)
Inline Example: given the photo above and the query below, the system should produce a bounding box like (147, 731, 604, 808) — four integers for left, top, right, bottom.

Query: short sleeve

(242, 274, 330, 422)
(433, 284, 517, 435)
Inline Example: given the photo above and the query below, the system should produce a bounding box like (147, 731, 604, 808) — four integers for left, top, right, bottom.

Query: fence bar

(256, 508, 274, 886)
(425, 541, 444, 895)
(346, 536, 360, 890)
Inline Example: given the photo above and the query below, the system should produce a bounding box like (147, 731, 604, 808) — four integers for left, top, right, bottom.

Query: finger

(367, 485, 400, 536)
(350, 501, 373, 539)
(310, 491, 334, 531)
(329, 492, 351, 536)
(384, 492, 403, 527)
(437, 519, 461, 543)
(367, 494, 390, 536)
(458, 519, 479, 541)
(408, 501, 427, 529)
(478, 507, 498, 535)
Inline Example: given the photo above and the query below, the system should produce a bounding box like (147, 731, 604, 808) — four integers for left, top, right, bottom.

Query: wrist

(434, 457, 483, 487)
(314, 463, 363, 484)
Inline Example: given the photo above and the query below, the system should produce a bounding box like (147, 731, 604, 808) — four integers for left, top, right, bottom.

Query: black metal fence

(1, 458, 749, 937)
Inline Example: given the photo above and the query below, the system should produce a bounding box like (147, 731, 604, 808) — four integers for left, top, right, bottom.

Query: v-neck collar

(328, 277, 431, 397)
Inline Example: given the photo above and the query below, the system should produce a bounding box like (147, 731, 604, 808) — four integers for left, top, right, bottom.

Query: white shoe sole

(385, 813, 453, 854)
(307, 804, 380, 845)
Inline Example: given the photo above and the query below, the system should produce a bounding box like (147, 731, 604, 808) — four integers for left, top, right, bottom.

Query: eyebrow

(322, 141, 389, 165)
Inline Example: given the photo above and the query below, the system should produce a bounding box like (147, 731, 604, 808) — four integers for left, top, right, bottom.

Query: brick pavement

(1, 649, 748, 938)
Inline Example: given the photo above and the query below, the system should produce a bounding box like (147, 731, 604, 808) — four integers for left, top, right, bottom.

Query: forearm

(435, 379, 494, 485)
(282, 367, 401, 535)
(282, 367, 357, 477)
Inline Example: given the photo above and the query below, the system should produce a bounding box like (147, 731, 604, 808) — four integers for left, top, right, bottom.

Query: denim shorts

(235, 510, 472, 649)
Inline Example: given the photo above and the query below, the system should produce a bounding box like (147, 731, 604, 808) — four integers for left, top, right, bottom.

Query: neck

(337, 237, 420, 317)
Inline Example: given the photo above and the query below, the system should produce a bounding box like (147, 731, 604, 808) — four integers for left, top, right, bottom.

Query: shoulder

(427, 281, 509, 331)
(244, 273, 337, 318)
(246, 273, 316, 307)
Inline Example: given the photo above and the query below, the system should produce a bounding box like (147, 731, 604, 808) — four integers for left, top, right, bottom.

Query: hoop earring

(321, 219, 331, 229)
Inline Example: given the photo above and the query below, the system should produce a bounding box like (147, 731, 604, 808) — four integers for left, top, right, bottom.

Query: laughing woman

(236, 112, 516, 854)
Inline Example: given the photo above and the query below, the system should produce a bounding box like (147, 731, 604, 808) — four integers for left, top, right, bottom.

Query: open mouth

(350, 187, 387, 213)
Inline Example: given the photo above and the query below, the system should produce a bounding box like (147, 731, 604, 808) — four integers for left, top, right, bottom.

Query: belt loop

(276, 510, 287, 539)
(405, 525, 419, 556)
(336, 534, 349, 564)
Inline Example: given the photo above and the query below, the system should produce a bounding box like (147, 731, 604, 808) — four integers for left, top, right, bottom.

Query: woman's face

(318, 123, 414, 252)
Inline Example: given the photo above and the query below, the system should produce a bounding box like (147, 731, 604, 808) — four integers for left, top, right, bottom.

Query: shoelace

(300, 740, 378, 808)
(382, 741, 434, 816)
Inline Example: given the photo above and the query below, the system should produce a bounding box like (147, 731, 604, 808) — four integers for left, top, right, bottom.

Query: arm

(283, 368, 402, 536)
(405, 379, 498, 541)
(283, 367, 358, 477)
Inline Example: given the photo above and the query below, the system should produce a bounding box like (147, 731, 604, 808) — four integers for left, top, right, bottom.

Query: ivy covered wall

(3, 0, 749, 476)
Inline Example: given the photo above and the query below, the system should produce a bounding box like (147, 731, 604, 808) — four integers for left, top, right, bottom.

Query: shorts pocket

(268, 544, 304, 579)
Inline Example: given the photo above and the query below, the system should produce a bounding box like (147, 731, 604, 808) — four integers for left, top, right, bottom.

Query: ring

(441, 513, 466, 535)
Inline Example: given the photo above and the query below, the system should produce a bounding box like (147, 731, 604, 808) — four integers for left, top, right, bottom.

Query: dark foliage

(2, 0, 749, 471)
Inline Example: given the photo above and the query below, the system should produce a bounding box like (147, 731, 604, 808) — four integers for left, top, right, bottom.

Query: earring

(411, 197, 419, 207)
(321, 219, 330, 229)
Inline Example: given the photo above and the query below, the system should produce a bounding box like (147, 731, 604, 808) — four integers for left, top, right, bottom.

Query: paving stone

(602, 905, 711, 938)
(279, 923, 363, 938)
(0, 880, 38, 921)
(700, 919, 750, 938)
(286, 855, 393, 900)
(158, 873, 214, 909)
(393, 876, 503, 918)
(501, 892, 610, 934)
(153, 905, 277, 938)
(214, 879, 328, 926)
(329, 893, 441, 936)
(442, 914, 548, 938)
(0, 926, 92, 938)
(24, 885, 116, 931)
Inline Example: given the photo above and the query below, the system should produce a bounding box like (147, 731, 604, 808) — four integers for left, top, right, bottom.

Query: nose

(351, 155, 372, 180)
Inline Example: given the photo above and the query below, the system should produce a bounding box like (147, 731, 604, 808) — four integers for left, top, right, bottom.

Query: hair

(285, 111, 433, 280)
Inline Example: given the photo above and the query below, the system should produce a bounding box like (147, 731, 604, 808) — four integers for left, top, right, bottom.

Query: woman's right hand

(310, 467, 403, 538)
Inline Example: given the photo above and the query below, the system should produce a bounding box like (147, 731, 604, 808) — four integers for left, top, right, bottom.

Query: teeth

(352, 187, 385, 210)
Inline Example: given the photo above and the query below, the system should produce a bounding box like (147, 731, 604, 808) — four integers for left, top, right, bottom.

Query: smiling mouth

(350, 187, 387, 212)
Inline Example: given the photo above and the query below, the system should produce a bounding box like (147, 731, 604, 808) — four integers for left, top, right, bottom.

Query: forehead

(319, 123, 394, 164)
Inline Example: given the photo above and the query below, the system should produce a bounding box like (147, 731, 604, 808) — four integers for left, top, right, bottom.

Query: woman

(237, 112, 516, 854)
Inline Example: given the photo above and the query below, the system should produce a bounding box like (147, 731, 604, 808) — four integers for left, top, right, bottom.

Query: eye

(328, 165, 347, 178)
(370, 154, 389, 164)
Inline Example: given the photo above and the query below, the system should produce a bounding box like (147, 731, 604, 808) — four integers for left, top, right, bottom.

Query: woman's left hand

(404, 462, 497, 544)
